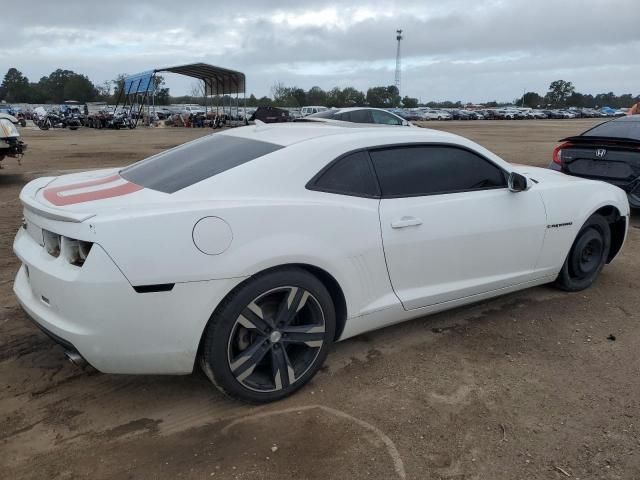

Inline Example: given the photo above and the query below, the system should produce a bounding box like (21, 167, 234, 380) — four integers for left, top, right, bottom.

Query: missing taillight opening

(63, 237, 93, 267)
(43, 230, 61, 257)
(42, 230, 93, 266)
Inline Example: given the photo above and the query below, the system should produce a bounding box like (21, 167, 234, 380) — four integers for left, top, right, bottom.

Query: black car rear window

(120, 134, 283, 193)
(583, 118, 640, 140)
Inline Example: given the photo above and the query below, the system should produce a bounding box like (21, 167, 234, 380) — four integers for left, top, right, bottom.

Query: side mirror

(508, 172, 531, 192)
(402, 120, 410, 126)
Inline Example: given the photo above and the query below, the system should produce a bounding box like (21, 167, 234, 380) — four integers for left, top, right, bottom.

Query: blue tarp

(123, 71, 155, 95)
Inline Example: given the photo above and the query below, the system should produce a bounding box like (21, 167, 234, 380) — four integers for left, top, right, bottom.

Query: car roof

(333, 107, 392, 113)
(220, 122, 457, 147)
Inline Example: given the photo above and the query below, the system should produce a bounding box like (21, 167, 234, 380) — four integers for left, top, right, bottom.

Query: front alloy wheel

(200, 268, 335, 403)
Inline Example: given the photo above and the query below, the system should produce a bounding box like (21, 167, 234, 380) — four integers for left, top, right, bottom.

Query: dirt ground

(1, 120, 639, 480)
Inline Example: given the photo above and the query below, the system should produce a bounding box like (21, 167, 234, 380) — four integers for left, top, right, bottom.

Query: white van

(300, 106, 328, 117)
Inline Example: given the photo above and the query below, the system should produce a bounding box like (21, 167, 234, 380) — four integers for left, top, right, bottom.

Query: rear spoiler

(19, 177, 96, 223)
(559, 135, 640, 145)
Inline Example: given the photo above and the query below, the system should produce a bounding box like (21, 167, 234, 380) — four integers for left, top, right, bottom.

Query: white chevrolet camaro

(14, 124, 629, 402)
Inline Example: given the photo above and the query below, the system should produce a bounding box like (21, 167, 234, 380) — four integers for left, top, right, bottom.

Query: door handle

(391, 216, 423, 229)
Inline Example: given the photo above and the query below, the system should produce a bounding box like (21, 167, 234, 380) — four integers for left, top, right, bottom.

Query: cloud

(2, 0, 639, 101)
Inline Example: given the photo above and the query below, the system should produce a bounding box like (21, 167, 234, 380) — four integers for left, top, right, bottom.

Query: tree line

(516, 80, 639, 109)
(1, 67, 637, 109)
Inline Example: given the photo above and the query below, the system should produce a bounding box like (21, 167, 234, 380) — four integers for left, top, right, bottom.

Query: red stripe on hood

(43, 174, 143, 206)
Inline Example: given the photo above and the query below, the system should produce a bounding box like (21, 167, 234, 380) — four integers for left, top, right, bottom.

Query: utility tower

(395, 29, 403, 95)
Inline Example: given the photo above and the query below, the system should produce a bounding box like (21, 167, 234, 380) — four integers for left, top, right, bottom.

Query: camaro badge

(547, 222, 573, 229)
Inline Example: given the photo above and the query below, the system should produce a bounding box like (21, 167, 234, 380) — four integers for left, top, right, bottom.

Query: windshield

(582, 118, 640, 141)
(120, 134, 283, 193)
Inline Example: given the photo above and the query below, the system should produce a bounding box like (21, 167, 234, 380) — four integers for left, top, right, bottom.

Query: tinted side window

(310, 151, 379, 197)
(371, 110, 402, 125)
(347, 110, 373, 124)
(370, 146, 506, 197)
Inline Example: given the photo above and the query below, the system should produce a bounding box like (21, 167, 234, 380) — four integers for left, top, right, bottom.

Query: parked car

(303, 107, 411, 126)
(600, 107, 623, 117)
(396, 110, 423, 121)
(542, 110, 565, 119)
(250, 106, 290, 123)
(418, 109, 451, 120)
(0, 117, 26, 168)
(14, 124, 629, 403)
(181, 105, 206, 115)
(494, 109, 516, 120)
(451, 110, 475, 120)
(300, 106, 328, 117)
(549, 115, 640, 208)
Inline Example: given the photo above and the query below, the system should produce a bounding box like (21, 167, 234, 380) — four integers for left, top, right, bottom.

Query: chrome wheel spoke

(282, 325, 325, 347)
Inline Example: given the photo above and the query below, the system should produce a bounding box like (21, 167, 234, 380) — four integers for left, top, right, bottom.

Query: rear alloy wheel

(200, 268, 335, 403)
(555, 214, 611, 291)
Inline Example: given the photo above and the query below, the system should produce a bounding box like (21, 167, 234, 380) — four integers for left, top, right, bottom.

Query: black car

(549, 115, 640, 208)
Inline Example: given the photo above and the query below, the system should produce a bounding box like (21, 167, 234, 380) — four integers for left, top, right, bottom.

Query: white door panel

(380, 188, 547, 309)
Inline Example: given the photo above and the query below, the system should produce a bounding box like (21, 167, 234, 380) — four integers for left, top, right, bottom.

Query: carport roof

(155, 63, 246, 95)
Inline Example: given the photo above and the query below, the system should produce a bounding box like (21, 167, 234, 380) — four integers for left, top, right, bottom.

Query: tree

(153, 75, 170, 105)
(96, 80, 112, 101)
(292, 88, 306, 107)
(546, 80, 575, 107)
(516, 91, 543, 108)
(306, 86, 327, 106)
(63, 73, 97, 102)
(341, 87, 365, 107)
(401, 96, 419, 108)
(111, 73, 127, 102)
(366, 86, 401, 108)
(0, 68, 31, 102)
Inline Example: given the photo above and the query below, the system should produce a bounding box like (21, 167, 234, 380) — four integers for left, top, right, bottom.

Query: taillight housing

(552, 141, 573, 165)
(43, 230, 61, 257)
(42, 229, 93, 266)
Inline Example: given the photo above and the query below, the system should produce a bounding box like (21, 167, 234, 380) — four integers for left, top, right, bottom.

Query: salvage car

(14, 124, 629, 402)
(550, 115, 640, 208)
(303, 107, 411, 126)
(0, 117, 26, 168)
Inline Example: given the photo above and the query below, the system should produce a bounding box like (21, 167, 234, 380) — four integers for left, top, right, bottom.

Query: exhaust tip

(64, 350, 87, 367)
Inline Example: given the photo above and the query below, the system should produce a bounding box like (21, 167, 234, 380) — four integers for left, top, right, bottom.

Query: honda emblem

(595, 148, 607, 159)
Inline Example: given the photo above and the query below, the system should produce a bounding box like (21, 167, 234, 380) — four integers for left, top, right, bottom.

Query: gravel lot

(1, 120, 639, 479)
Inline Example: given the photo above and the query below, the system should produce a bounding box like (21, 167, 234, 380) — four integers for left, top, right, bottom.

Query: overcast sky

(3, 0, 639, 102)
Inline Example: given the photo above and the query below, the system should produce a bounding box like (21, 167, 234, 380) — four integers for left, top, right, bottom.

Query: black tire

(200, 267, 336, 403)
(555, 214, 611, 292)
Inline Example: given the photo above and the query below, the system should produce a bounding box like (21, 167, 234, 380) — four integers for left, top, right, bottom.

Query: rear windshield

(120, 134, 283, 193)
(583, 118, 640, 141)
